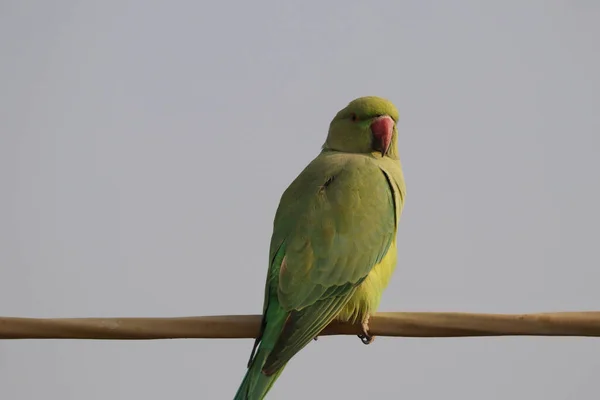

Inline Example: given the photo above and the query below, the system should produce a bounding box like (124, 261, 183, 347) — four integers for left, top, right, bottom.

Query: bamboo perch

(2, 312, 600, 340)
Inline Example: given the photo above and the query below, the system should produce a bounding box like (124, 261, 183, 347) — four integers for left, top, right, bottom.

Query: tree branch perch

(2, 312, 600, 340)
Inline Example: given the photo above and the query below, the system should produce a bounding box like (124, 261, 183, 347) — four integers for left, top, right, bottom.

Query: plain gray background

(1, 1, 599, 399)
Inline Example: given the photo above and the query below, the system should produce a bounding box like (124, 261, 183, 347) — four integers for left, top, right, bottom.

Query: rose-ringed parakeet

(234, 96, 406, 399)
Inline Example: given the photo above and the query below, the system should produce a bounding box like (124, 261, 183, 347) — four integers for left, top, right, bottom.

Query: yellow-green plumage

(337, 154, 405, 324)
(337, 238, 398, 323)
(234, 96, 406, 400)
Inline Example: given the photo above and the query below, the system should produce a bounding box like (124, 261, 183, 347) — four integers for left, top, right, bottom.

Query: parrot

(233, 96, 406, 399)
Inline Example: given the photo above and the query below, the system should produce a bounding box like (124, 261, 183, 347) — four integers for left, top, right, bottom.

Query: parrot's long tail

(233, 347, 285, 400)
(234, 281, 290, 399)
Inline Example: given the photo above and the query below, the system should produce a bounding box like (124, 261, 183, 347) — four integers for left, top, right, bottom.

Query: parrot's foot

(313, 336, 319, 341)
(357, 315, 375, 345)
(358, 331, 374, 344)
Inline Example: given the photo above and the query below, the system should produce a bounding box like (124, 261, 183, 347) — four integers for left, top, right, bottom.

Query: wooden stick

(2, 312, 600, 340)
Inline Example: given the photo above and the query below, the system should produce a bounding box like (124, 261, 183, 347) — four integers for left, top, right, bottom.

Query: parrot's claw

(358, 333, 374, 344)
(313, 336, 319, 341)
(357, 315, 375, 345)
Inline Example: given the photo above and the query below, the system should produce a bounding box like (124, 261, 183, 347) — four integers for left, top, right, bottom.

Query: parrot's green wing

(261, 152, 398, 374)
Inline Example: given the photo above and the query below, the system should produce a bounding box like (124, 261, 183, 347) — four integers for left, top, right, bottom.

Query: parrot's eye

(350, 113, 358, 122)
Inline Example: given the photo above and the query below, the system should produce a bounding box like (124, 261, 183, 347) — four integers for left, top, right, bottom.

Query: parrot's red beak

(370, 115, 394, 156)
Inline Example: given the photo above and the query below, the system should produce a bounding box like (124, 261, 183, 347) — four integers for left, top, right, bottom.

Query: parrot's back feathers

(271, 154, 396, 311)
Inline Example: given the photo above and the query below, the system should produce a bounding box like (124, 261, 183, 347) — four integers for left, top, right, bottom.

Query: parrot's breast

(335, 238, 398, 323)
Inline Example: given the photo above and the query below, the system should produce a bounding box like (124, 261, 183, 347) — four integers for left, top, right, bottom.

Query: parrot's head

(324, 96, 400, 159)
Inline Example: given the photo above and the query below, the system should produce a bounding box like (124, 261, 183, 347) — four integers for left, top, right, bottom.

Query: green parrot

(234, 96, 406, 399)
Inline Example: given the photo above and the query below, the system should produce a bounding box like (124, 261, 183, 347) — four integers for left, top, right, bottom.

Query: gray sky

(1, 1, 599, 399)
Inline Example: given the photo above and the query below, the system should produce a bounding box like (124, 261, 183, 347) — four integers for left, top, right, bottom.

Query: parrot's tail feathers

(233, 349, 285, 400)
